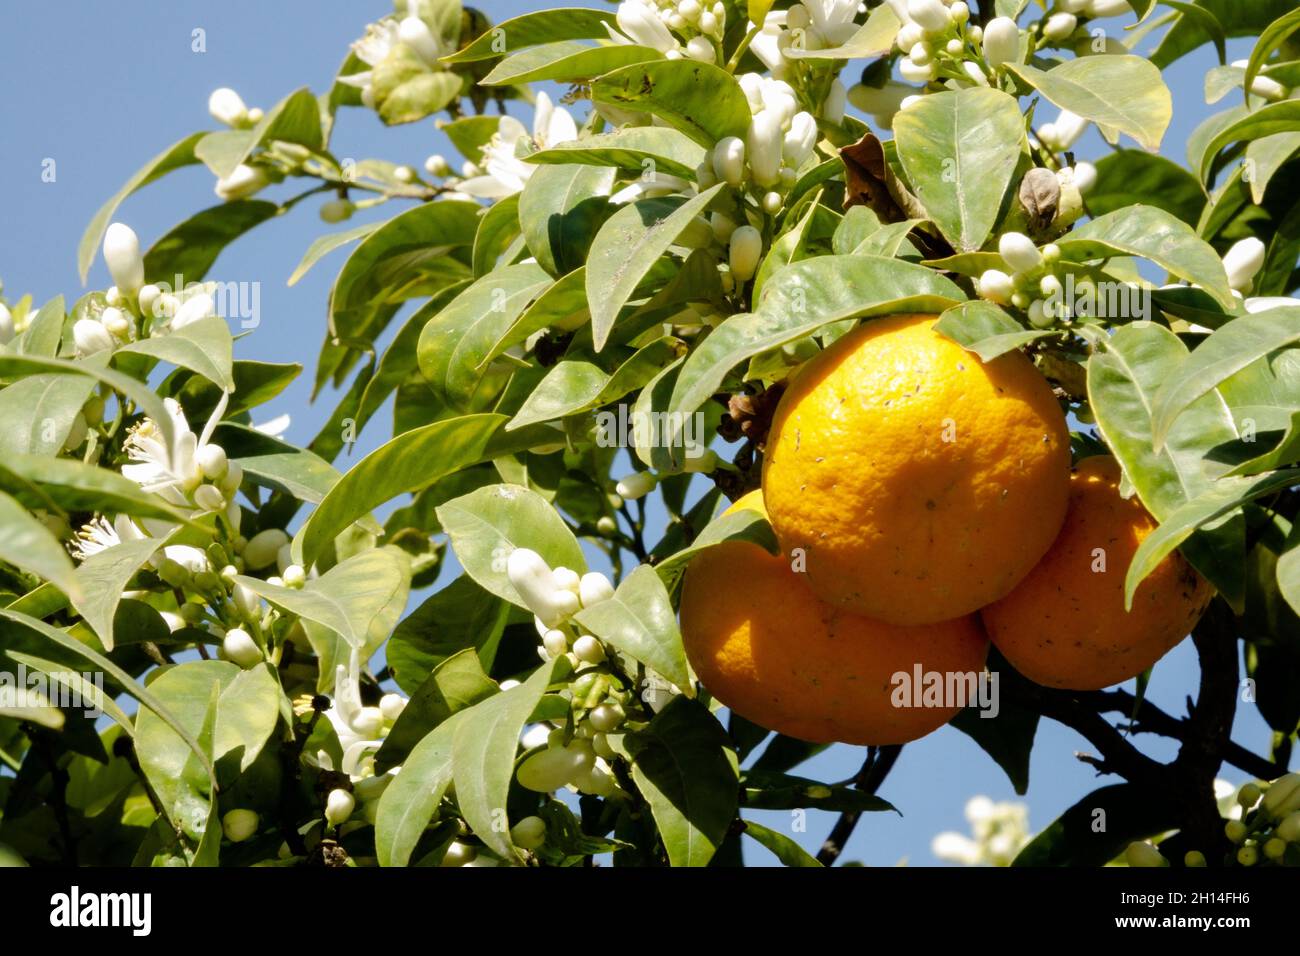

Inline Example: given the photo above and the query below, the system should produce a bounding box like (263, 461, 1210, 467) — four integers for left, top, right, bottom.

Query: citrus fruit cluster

(681, 315, 1213, 745)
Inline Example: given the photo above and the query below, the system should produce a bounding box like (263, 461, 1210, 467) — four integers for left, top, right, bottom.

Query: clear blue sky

(0, 2, 1277, 866)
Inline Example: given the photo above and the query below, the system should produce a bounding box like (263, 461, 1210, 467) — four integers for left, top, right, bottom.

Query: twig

(815, 744, 902, 866)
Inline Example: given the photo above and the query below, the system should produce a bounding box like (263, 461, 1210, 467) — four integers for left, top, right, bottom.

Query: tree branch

(816, 744, 902, 866)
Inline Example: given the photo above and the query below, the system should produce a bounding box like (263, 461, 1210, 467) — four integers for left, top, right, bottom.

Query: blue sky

(0, 2, 1277, 866)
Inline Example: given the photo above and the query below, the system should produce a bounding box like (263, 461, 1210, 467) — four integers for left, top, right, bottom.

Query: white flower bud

(398, 16, 442, 65)
(208, 88, 249, 127)
(1071, 161, 1097, 194)
(572, 635, 606, 664)
(615, 471, 658, 500)
(101, 307, 131, 339)
(947, 37, 965, 55)
(103, 222, 144, 294)
(137, 283, 161, 317)
(1262, 772, 1300, 819)
(712, 136, 746, 186)
(379, 693, 407, 722)
(746, 111, 784, 187)
(908, 0, 950, 32)
(949, 1, 970, 24)
(542, 629, 569, 658)
(551, 589, 581, 619)
(222, 808, 259, 843)
(962, 60, 990, 86)
(579, 572, 615, 607)
(73, 318, 115, 356)
(352, 706, 384, 738)
(898, 58, 936, 83)
(247, 107, 264, 123)
(197, 443, 227, 480)
(424, 153, 450, 177)
(1222, 237, 1266, 292)
(982, 16, 1020, 68)
(282, 564, 306, 588)
(105, 286, 122, 307)
(909, 42, 932, 66)
(194, 483, 226, 512)
(783, 111, 819, 166)
(588, 703, 625, 732)
(507, 548, 565, 625)
(729, 225, 764, 282)
(325, 788, 355, 826)
(685, 36, 715, 62)
(221, 460, 243, 494)
(232, 580, 261, 620)
(215, 164, 269, 201)
(897, 22, 924, 51)
(617, 1, 678, 52)
(1124, 841, 1168, 867)
(510, 815, 547, 851)
(243, 528, 290, 570)
(823, 79, 847, 124)
(1244, 296, 1300, 314)
(170, 293, 215, 332)
(552, 567, 582, 595)
(977, 269, 1015, 304)
(1043, 12, 1077, 40)
(999, 232, 1043, 273)
(1226, 60, 1287, 100)
(1083, 0, 1132, 16)
(0, 304, 13, 346)
(223, 628, 262, 669)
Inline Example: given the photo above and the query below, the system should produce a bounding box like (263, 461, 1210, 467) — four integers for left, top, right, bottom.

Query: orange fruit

(680, 492, 989, 745)
(763, 314, 1071, 626)
(981, 456, 1215, 691)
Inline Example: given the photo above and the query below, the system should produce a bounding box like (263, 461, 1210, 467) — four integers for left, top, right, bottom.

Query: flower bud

(542, 629, 569, 658)
(615, 471, 657, 500)
(579, 571, 615, 607)
(1043, 12, 1077, 40)
(398, 16, 441, 65)
(223, 628, 262, 669)
(999, 232, 1043, 273)
(507, 548, 564, 620)
(1225, 819, 1248, 843)
(73, 318, 115, 356)
(325, 788, 355, 826)
(232, 580, 261, 620)
(1277, 810, 1300, 842)
(105, 286, 122, 307)
(101, 307, 131, 340)
(685, 36, 715, 62)
(379, 693, 407, 722)
(441, 840, 478, 866)
(747, 111, 785, 187)
(0, 304, 13, 346)
(573, 635, 606, 664)
(1264, 837, 1287, 860)
(596, 515, 619, 537)
(352, 706, 384, 738)
(208, 88, 249, 127)
(282, 564, 306, 588)
(424, 153, 450, 177)
(617, 1, 678, 52)
(1124, 841, 1168, 867)
(222, 808, 259, 843)
(103, 223, 145, 294)
(783, 111, 818, 166)
(194, 484, 226, 512)
(977, 269, 1014, 305)
(552, 566, 581, 594)
(215, 164, 269, 201)
(729, 225, 763, 282)
(221, 460, 244, 495)
(516, 746, 584, 792)
(1238, 782, 1262, 809)
(1083, 0, 1133, 16)
(1236, 845, 1258, 866)
(898, 58, 936, 83)
(712, 136, 746, 186)
(982, 17, 1020, 68)
(897, 22, 924, 52)
(908, 0, 950, 33)
(1071, 161, 1097, 194)
(1261, 772, 1300, 819)
(1183, 850, 1207, 867)
(510, 815, 547, 851)
(950, 2, 970, 24)
(1222, 237, 1266, 293)
(962, 61, 990, 86)
(823, 79, 847, 124)
(197, 443, 228, 480)
(588, 702, 625, 732)
(319, 199, 354, 223)
(243, 528, 290, 570)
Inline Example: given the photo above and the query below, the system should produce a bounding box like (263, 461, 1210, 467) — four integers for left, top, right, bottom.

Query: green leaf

(116, 315, 235, 391)
(1244, 7, 1300, 108)
(667, 255, 965, 424)
(618, 696, 738, 867)
(949, 695, 1039, 796)
(295, 413, 503, 568)
(482, 41, 661, 85)
(1229, 410, 1300, 477)
(472, 193, 523, 278)
(143, 200, 280, 284)
(1005, 57, 1172, 152)
(0, 453, 195, 527)
(574, 564, 690, 690)
(892, 87, 1025, 252)
(375, 707, 465, 866)
(785, 2, 899, 59)
(444, 7, 617, 63)
(417, 263, 552, 408)
(1244, 132, 1300, 204)
(377, 70, 462, 126)
(235, 549, 409, 649)
(1151, 308, 1300, 447)
(1152, 0, 1293, 69)
(1087, 323, 1246, 604)
(288, 221, 382, 287)
(591, 61, 751, 148)
(741, 821, 822, 867)
(1279, 526, 1300, 618)
(377, 649, 500, 773)
(78, 133, 205, 283)
(0, 373, 97, 456)
(387, 574, 510, 695)
(436, 483, 587, 607)
(69, 538, 162, 651)
(586, 185, 723, 351)
(215, 422, 343, 506)
(1195, 100, 1300, 185)
(17, 296, 66, 357)
(740, 769, 897, 813)
(527, 126, 707, 180)
(194, 87, 323, 179)
(0, 607, 214, 788)
(452, 661, 558, 862)
(518, 164, 615, 277)
(1055, 206, 1235, 309)
(1125, 470, 1298, 607)
(507, 357, 609, 431)
(934, 300, 1054, 362)
(653, 505, 780, 596)
(0, 491, 82, 603)
(1089, 152, 1206, 224)
(1013, 784, 1176, 866)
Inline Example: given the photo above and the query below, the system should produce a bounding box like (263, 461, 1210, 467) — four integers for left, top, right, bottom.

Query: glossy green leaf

(1244, 7, 1300, 108)
(1013, 784, 1176, 866)
(444, 7, 617, 62)
(1196, 99, 1300, 184)
(117, 315, 234, 390)
(375, 707, 466, 866)
(591, 61, 751, 148)
(586, 185, 723, 351)
(295, 413, 503, 567)
(574, 563, 690, 690)
(472, 193, 523, 278)
(1089, 151, 1206, 224)
(377, 648, 500, 772)
(0, 491, 82, 603)
(0, 453, 194, 527)
(387, 574, 511, 696)
(194, 87, 323, 179)
(934, 300, 1054, 362)
(1005, 57, 1172, 152)
(143, 200, 279, 284)
(482, 41, 661, 85)
(0, 373, 97, 456)
(653, 504, 780, 596)
(741, 821, 822, 867)
(527, 126, 707, 180)
(892, 87, 1025, 252)
(436, 482, 587, 606)
(69, 538, 162, 651)
(518, 164, 615, 277)
(288, 221, 382, 287)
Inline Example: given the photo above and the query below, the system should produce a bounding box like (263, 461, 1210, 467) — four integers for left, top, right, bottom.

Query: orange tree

(0, 0, 1298, 868)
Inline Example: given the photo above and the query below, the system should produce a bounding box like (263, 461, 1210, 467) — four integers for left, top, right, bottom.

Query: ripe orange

(679, 492, 989, 745)
(763, 314, 1071, 625)
(981, 456, 1214, 691)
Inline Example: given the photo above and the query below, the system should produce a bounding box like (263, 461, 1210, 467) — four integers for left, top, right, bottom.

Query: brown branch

(816, 744, 902, 866)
